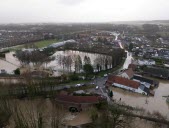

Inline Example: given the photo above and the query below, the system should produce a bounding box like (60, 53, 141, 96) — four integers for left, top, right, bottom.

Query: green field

(8, 39, 60, 51)
(33, 39, 59, 48)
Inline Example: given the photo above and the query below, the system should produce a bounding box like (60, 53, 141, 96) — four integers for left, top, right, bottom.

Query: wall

(118, 73, 130, 79)
(113, 83, 137, 92)
(136, 87, 147, 95)
(113, 83, 148, 95)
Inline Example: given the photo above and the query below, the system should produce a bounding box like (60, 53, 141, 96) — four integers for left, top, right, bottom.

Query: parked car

(104, 74, 108, 77)
(75, 84, 82, 87)
(95, 86, 99, 90)
(81, 83, 86, 86)
(90, 82, 95, 85)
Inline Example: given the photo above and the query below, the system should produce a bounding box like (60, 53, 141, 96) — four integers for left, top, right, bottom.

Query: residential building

(137, 59, 155, 66)
(106, 75, 149, 95)
(132, 75, 159, 88)
(118, 68, 134, 79)
(55, 95, 106, 112)
(0, 69, 7, 74)
(128, 64, 137, 71)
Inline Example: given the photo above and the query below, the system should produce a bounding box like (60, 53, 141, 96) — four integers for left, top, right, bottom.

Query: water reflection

(47, 50, 112, 76)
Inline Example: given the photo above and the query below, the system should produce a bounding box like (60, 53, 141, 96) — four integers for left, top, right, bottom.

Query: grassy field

(33, 39, 59, 48)
(8, 39, 60, 51)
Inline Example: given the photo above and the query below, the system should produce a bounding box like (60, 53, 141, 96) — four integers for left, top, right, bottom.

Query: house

(55, 95, 106, 112)
(118, 68, 134, 79)
(128, 64, 137, 71)
(132, 75, 159, 88)
(0, 69, 7, 74)
(137, 59, 155, 66)
(106, 75, 149, 95)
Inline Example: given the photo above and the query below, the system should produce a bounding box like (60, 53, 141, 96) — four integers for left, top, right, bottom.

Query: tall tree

(83, 64, 93, 78)
(129, 43, 133, 52)
(74, 55, 82, 73)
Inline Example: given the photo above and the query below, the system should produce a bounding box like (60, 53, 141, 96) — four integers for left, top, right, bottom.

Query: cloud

(58, 0, 85, 6)
(0, 0, 169, 23)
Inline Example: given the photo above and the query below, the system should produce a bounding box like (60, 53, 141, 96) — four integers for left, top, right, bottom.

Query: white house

(106, 76, 149, 95)
(133, 79, 151, 89)
(137, 59, 155, 66)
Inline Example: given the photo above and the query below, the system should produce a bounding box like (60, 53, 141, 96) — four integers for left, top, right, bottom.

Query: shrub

(14, 68, 20, 75)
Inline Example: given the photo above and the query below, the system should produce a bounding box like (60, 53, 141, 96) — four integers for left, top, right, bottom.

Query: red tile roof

(55, 95, 101, 104)
(128, 64, 137, 71)
(107, 75, 140, 89)
(123, 68, 134, 79)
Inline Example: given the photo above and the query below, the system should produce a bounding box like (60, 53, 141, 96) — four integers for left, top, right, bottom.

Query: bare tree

(74, 55, 82, 73)
(50, 103, 66, 128)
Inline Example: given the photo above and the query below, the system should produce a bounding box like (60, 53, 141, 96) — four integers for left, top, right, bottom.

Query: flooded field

(0, 50, 112, 76)
(48, 50, 112, 76)
(111, 80, 169, 117)
(0, 52, 20, 74)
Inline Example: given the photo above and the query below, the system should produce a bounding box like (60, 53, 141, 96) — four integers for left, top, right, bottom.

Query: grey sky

(0, 0, 169, 23)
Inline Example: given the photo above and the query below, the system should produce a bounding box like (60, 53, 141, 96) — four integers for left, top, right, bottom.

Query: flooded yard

(111, 51, 169, 117)
(111, 79, 169, 117)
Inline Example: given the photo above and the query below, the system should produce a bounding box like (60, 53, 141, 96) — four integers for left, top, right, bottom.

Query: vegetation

(128, 43, 133, 52)
(14, 68, 20, 75)
(86, 103, 169, 128)
(33, 39, 58, 48)
(69, 73, 79, 81)
(83, 64, 94, 78)
(16, 49, 55, 66)
(109, 90, 113, 98)
(8, 39, 59, 51)
(0, 98, 11, 127)
(89, 107, 98, 122)
(0, 98, 66, 128)
(0, 53, 5, 58)
(144, 66, 169, 79)
(152, 58, 164, 65)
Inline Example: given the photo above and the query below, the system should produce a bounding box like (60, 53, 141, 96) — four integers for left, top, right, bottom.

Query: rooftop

(123, 68, 134, 79)
(128, 64, 137, 71)
(107, 75, 140, 89)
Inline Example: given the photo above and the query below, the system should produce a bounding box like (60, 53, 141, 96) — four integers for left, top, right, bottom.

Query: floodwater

(111, 52, 169, 117)
(47, 50, 112, 76)
(0, 50, 112, 76)
(122, 51, 133, 69)
(0, 52, 19, 74)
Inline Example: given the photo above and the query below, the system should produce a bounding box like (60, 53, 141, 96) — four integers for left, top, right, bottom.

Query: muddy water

(0, 52, 20, 74)
(111, 82, 169, 117)
(111, 51, 169, 117)
(47, 50, 112, 76)
(1, 51, 112, 76)
(122, 51, 133, 69)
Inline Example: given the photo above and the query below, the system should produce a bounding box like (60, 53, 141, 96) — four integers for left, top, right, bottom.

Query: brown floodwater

(110, 51, 169, 117)
(110, 79, 169, 117)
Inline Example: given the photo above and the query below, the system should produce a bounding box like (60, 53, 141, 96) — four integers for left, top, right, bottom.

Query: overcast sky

(0, 0, 169, 23)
